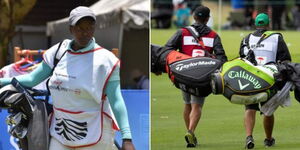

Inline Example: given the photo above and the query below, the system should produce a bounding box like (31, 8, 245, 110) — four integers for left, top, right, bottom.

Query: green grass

(151, 29, 300, 150)
(151, 29, 300, 61)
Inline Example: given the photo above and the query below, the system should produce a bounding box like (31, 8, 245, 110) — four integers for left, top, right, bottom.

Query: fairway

(151, 29, 300, 150)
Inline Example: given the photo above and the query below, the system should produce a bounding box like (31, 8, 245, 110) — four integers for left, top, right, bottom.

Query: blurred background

(151, 0, 300, 31)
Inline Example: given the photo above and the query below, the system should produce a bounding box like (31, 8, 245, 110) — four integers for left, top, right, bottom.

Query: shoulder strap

(245, 32, 272, 50)
(185, 26, 205, 49)
(244, 33, 258, 65)
(53, 42, 62, 66)
(185, 26, 199, 40)
(52, 41, 67, 70)
(244, 33, 252, 50)
(262, 31, 282, 42)
(263, 31, 281, 37)
(46, 41, 67, 95)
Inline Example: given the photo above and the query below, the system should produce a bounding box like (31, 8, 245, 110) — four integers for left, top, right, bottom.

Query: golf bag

(151, 44, 172, 74)
(210, 58, 279, 105)
(151, 44, 222, 97)
(257, 61, 300, 116)
(0, 78, 50, 150)
(275, 61, 300, 102)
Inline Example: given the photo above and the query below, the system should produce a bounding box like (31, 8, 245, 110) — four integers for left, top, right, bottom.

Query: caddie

(163, 5, 227, 148)
(239, 13, 291, 149)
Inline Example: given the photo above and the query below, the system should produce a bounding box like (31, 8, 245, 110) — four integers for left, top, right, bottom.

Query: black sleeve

(239, 34, 252, 58)
(239, 38, 246, 57)
(164, 30, 183, 51)
(213, 35, 228, 63)
(276, 35, 292, 62)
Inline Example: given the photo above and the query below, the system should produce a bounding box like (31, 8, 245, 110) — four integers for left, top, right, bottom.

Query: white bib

(183, 36, 214, 47)
(44, 40, 119, 147)
(243, 34, 279, 65)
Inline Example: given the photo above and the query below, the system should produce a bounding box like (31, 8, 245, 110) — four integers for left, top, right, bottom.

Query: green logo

(228, 70, 262, 89)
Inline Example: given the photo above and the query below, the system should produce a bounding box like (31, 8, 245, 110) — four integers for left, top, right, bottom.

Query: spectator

(173, 0, 184, 10)
(292, 4, 300, 30)
(185, 0, 201, 13)
(245, 0, 255, 29)
(131, 69, 149, 89)
(174, 2, 191, 28)
(152, 0, 174, 28)
(269, 0, 286, 30)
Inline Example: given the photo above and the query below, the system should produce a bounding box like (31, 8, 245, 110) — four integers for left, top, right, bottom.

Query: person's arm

(213, 35, 228, 63)
(239, 37, 247, 58)
(276, 35, 292, 62)
(164, 29, 183, 51)
(105, 67, 135, 150)
(106, 81, 131, 139)
(0, 61, 52, 88)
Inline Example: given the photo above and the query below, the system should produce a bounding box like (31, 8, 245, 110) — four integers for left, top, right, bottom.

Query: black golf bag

(151, 44, 222, 97)
(151, 44, 172, 74)
(275, 61, 300, 102)
(0, 78, 50, 150)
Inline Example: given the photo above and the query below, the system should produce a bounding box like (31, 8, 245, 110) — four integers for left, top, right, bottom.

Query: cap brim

(70, 15, 96, 26)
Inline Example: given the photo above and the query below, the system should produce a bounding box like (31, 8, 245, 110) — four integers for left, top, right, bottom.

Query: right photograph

(151, 0, 300, 149)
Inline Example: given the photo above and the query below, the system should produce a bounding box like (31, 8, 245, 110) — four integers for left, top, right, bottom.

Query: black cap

(193, 6, 210, 18)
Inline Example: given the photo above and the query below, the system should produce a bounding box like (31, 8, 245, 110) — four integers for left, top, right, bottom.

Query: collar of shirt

(68, 37, 99, 53)
(191, 23, 211, 36)
(253, 29, 268, 36)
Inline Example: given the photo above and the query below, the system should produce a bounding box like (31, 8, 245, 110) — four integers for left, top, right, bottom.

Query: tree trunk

(0, 37, 9, 67)
(0, 0, 37, 67)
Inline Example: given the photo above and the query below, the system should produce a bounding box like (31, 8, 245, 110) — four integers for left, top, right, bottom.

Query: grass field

(151, 29, 300, 150)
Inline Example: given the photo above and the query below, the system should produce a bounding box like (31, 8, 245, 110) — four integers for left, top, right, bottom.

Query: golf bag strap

(244, 33, 251, 50)
(185, 26, 205, 49)
(53, 42, 63, 70)
(244, 33, 266, 50)
(53, 41, 68, 72)
(46, 41, 67, 95)
(263, 31, 282, 39)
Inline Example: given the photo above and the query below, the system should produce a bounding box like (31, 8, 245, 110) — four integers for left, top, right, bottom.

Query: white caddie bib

(43, 40, 119, 147)
(243, 34, 279, 65)
(183, 36, 214, 47)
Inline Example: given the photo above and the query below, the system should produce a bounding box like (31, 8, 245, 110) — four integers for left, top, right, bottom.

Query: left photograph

(0, 0, 149, 150)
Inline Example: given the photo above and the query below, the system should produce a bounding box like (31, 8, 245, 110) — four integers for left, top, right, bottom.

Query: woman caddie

(0, 6, 135, 150)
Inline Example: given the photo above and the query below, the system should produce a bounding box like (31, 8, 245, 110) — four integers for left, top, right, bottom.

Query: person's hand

(122, 139, 135, 150)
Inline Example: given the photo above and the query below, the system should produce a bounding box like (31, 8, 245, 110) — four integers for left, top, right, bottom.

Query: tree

(0, 0, 37, 67)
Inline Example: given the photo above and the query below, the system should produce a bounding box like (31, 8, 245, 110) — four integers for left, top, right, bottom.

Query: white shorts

(49, 116, 116, 150)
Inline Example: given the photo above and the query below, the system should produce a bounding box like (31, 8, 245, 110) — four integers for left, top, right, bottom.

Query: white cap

(69, 6, 96, 26)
